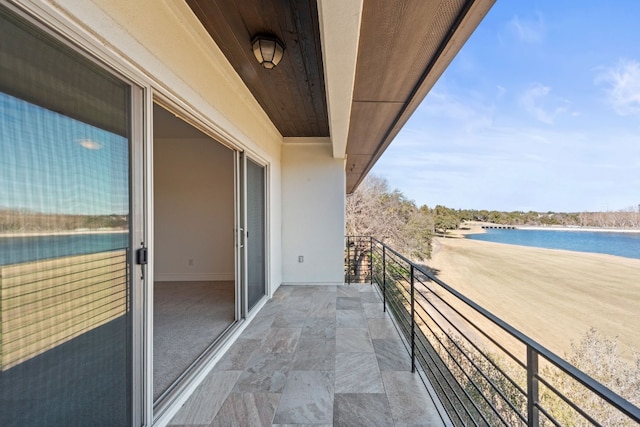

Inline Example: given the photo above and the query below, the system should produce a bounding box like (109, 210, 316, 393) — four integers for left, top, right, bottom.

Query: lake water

(466, 228, 640, 260)
(0, 233, 129, 266)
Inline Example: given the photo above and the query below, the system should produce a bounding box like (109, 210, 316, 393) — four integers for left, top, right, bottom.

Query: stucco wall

(282, 143, 345, 284)
(154, 137, 234, 281)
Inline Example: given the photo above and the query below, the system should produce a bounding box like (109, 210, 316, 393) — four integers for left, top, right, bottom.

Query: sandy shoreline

(427, 233, 640, 361)
(0, 229, 128, 238)
(455, 221, 640, 235)
(517, 225, 640, 233)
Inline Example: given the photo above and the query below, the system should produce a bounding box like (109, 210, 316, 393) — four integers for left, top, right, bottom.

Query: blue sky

(372, 1, 640, 212)
(0, 93, 129, 215)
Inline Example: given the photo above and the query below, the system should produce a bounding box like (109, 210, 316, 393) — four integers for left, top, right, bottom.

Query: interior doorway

(152, 104, 236, 401)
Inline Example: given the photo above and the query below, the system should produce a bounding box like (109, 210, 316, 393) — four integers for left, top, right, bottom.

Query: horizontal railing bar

(413, 338, 484, 427)
(4, 284, 126, 323)
(536, 374, 603, 427)
(425, 364, 473, 427)
(369, 237, 640, 421)
(0, 248, 128, 281)
(416, 326, 527, 424)
(4, 284, 127, 333)
(535, 404, 562, 427)
(412, 278, 526, 369)
(4, 292, 128, 346)
(380, 284, 480, 425)
(416, 312, 525, 424)
(3, 259, 127, 294)
(387, 300, 410, 336)
(351, 237, 640, 424)
(414, 337, 500, 426)
(389, 284, 411, 306)
(4, 269, 127, 306)
(412, 285, 528, 397)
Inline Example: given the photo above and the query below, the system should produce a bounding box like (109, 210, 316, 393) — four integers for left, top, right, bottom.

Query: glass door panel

(152, 104, 237, 404)
(0, 6, 137, 426)
(245, 159, 266, 311)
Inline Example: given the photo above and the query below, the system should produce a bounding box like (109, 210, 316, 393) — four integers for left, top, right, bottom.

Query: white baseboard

(154, 273, 234, 282)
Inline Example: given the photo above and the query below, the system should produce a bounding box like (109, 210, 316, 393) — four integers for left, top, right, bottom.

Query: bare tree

(346, 175, 433, 260)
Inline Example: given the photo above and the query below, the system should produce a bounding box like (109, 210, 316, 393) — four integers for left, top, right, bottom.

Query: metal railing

(0, 248, 129, 370)
(344, 235, 373, 283)
(345, 236, 640, 427)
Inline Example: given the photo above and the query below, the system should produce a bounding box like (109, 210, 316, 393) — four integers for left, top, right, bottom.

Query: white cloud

(373, 82, 640, 212)
(419, 90, 494, 132)
(375, 119, 640, 211)
(508, 14, 545, 44)
(77, 139, 103, 150)
(596, 59, 640, 117)
(519, 83, 569, 124)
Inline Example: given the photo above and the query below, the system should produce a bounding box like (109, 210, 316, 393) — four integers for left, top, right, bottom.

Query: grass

(427, 232, 640, 361)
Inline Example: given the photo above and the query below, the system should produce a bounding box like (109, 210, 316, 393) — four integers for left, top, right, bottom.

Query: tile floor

(168, 284, 445, 427)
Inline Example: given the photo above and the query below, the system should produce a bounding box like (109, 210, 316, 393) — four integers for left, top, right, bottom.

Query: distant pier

(481, 225, 515, 229)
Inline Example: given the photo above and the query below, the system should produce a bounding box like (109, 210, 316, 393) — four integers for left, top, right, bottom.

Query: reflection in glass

(0, 7, 133, 424)
(246, 159, 266, 310)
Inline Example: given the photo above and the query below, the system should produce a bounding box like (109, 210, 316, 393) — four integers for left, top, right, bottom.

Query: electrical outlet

(188, 258, 194, 266)
(298, 255, 304, 263)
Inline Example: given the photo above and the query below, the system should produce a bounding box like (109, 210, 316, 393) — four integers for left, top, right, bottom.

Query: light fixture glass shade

(252, 36, 284, 69)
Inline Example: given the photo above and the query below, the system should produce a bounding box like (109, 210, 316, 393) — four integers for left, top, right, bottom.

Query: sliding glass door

(239, 154, 267, 314)
(245, 158, 267, 310)
(0, 5, 143, 426)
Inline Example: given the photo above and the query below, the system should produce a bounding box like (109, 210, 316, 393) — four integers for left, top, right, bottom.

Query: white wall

(154, 137, 234, 281)
(282, 142, 345, 284)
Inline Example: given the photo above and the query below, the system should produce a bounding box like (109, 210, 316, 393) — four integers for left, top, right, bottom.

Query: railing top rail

(359, 236, 640, 422)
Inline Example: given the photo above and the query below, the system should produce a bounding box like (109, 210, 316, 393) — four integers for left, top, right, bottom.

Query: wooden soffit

(345, 0, 495, 193)
(186, 0, 329, 137)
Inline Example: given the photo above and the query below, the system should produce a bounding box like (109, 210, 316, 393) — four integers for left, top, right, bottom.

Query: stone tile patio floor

(169, 284, 445, 427)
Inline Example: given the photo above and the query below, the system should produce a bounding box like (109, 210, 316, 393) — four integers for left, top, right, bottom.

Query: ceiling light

(252, 35, 284, 69)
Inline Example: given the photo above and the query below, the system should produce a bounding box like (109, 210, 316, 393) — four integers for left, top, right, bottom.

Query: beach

(427, 227, 640, 361)
(0, 228, 128, 238)
(517, 226, 640, 233)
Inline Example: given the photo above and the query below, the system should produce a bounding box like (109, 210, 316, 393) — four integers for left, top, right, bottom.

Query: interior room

(152, 104, 236, 400)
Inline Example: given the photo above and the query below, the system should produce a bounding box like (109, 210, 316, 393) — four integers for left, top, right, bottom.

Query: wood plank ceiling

(186, 0, 328, 137)
(345, 0, 474, 192)
(187, 0, 492, 193)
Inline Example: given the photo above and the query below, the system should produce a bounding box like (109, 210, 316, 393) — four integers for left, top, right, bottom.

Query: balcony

(167, 283, 445, 426)
(167, 237, 640, 427)
(346, 236, 640, 427)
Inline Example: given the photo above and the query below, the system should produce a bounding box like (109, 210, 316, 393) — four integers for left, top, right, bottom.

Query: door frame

(148, 96, 271, 424)
(0, 3, 148, 425)
(1, 3, 274, 425)
(237, 152, 270, 318)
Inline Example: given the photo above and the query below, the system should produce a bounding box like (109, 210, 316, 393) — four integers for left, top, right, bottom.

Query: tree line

(432, 204, 640, 231)
(0, 209, 128, 233)
(347, 175, 640, 259)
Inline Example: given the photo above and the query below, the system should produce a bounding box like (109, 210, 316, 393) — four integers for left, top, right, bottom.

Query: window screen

(0, 6, 132, 426)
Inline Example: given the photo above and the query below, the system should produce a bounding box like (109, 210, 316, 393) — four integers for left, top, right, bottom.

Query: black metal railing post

(410, 264, 416, 373)
(347, 236, 351, 284)
(370, 236, 373, 284)
(382, 245, 386, 312)
(527, 345, 540, 427)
